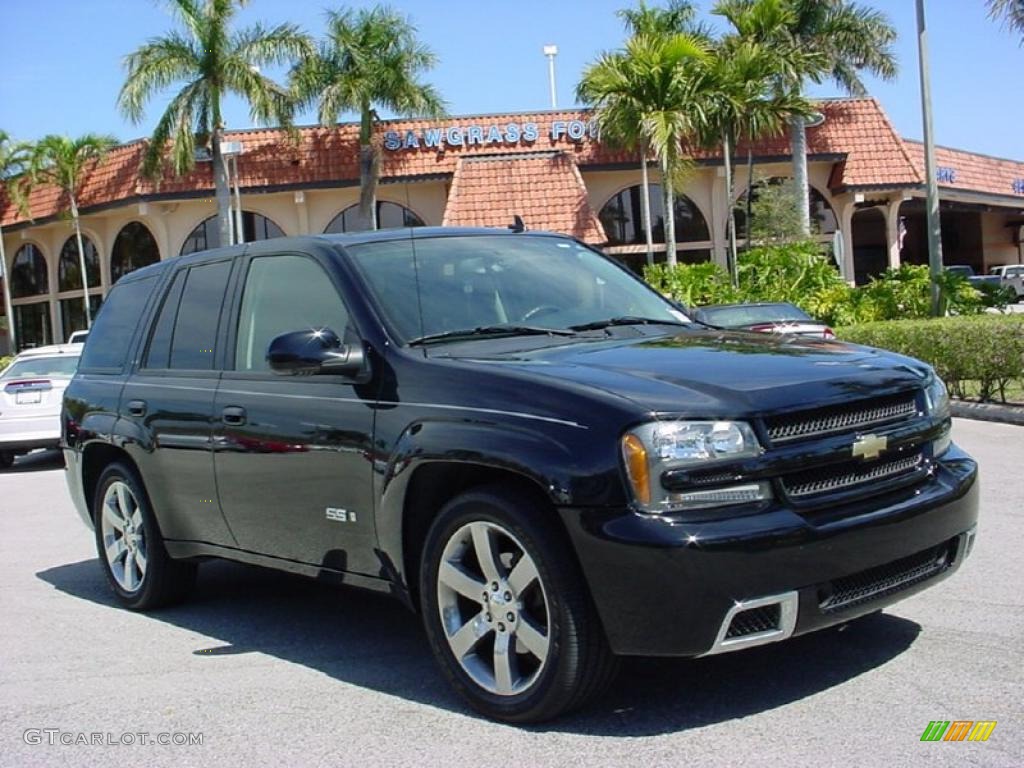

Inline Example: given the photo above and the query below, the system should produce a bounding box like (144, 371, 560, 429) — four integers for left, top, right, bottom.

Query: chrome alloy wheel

(436, 521, 551, 696)
(100, 481, 148, 592)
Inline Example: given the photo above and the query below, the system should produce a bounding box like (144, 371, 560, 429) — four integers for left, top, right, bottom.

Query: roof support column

(885, 197, 905, 271)
(294, 191, 309, 235)
(837, 199, 856, 284)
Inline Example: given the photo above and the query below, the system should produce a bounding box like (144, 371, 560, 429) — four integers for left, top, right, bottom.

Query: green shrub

(837, 315, 1024, 403)
(0, 355, 12, 373)
(643, 244, 999, 326)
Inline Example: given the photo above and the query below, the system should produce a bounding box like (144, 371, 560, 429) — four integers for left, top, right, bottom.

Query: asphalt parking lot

(1, 418, 1021, 768)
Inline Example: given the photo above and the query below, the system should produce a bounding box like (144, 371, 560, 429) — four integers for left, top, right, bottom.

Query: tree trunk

(662, 155, 677, 268)
(723, 130, 738, 287)
(790, 116, 811, 237)
(212, 126, 233, 248)
(357, 106, 379, 231)
(744, 145, 755, 250)
(639, 138, 655, 268)
(69, 194, 92, 329)
(0, 222, 15, 352)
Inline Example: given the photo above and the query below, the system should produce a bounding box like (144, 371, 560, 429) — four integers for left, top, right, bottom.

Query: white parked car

(989, 264, 1024, 301)
(0, 344, 82, 469)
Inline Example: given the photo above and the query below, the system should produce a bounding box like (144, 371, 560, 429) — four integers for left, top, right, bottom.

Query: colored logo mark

(920, 721, 997, 742)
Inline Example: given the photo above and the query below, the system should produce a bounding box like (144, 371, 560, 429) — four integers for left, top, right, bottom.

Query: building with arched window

(2, 99, 1022, 352)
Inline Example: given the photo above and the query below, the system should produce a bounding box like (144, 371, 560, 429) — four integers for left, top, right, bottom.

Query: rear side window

(144, 260, 231, 370)
(78, 276, 156, 371)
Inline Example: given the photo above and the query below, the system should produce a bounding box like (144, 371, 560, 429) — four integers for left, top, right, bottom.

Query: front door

(213, 249, 378, 574)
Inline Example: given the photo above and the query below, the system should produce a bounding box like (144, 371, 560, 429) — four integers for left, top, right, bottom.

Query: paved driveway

(1, 419, 1021, 767)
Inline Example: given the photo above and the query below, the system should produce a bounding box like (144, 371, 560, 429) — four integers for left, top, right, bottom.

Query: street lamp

(543, 45, 558, 110)
(916, 0, 944, 316)
(220, 140, 245, 246)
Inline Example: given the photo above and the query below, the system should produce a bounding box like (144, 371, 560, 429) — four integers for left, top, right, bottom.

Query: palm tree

(988, 0, 1024, 43)
(580, 32, 708, 267)
(0, 131, 33, 351)
(27, 134, 118, 329)
(290, 6, 445, 231)
(688, 33, 816, 281)
(119, 0, 311, 248)
(578, 1, 706, 267)
(718, 0, 896, 235)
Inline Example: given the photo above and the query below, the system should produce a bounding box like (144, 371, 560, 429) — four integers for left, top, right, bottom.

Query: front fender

(374, 417, 622, 598)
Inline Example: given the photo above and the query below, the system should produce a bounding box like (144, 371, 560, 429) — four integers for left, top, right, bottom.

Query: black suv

(63, 229, 978, 722)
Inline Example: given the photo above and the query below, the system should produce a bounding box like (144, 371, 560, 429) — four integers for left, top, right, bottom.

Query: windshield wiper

(408, 324, 575, 346)
(568, 316, 691, 332)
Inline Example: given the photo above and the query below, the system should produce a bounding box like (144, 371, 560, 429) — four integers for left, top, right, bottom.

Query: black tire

(0, 450, 14, 469)
(93, 461, 197, 610)
(419, 485, 617, 722)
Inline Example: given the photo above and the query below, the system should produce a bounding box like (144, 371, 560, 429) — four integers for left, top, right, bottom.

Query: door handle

(222, 406, 247, 426)
(127, 399, 147, 417)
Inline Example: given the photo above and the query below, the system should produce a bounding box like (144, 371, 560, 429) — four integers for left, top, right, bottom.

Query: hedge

(838, 315, 1024, 403)
(0, 356, 12, 373)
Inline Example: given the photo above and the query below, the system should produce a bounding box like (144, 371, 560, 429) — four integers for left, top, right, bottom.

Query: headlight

(925, 375, 952, 456)
(621, 420, 768, 513)
(925, 375, 951, 420)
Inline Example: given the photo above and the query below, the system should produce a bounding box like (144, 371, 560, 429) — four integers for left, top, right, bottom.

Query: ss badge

(326, 507, 356, 523)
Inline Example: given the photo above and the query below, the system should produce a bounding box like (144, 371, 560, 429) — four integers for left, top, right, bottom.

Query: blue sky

(0, 0, 1020, 159)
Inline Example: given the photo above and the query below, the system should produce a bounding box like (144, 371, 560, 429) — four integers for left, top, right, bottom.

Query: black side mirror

(267, 328, 366, 378)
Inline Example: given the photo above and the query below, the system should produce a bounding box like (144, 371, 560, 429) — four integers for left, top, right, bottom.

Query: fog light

(670, 481, 772, 510)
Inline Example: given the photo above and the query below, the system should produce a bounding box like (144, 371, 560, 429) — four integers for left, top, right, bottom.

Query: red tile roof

(902, 140, 1024, 202)
(3, 98, 1020, 230)
(442, 152, 605, 242)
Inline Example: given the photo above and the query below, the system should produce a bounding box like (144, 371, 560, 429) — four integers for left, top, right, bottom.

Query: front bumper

(559, 444, 979, 657)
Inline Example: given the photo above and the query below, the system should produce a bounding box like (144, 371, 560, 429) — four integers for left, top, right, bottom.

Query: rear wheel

(94, 462, 196, 610)
(420, 486, 617, 722)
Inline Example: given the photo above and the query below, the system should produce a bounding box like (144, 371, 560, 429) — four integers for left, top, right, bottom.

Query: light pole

(220, 141, 245, 245)
(543, 45, 558, 110)
(916, 0, 944, 316)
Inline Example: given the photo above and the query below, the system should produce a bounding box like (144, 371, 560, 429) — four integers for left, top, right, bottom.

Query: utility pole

(543, 45, 558, 110)
(916, 0, 944, 316)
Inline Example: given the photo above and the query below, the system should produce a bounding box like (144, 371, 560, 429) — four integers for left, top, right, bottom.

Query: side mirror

(267, 328, 366, 378)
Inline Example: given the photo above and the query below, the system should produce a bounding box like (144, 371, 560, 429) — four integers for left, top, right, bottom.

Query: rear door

(213, 247, 378, 573)
(121, 256, 238, 546)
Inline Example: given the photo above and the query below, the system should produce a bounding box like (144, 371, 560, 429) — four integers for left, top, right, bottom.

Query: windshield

(1, 355, 80, 379)
(700, 303, 811, 327)
(345, 234, 690, 343)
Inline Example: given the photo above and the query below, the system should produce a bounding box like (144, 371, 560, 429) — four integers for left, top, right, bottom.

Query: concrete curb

(951, 400, 1024, 426)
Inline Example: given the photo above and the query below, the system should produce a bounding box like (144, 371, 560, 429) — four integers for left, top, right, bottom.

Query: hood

(440, 329, 929, 417)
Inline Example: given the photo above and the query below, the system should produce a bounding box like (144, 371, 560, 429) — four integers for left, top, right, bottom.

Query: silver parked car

(692, 302, 835, 340)
(989, 264, 1024, 301)
(0, 344, 82, 468)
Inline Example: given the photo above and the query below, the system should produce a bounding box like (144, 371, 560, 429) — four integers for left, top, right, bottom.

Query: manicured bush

(643, 244, 1004, 326)
(837, 315, 1024, 403)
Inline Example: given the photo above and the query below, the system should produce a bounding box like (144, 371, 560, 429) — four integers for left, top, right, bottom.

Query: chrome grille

(765, 392, 919, 444)
(782, 451, 925, 499)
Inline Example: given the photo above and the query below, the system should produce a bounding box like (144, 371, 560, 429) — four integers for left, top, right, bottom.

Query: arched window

(111, 222, 160, 283)
(58, 235, 101, 292)
(733, 178, 838, 237)
(180, 211, 284, 255)
(324, 202, 425, 234)
(599, 184, 710, 246)
(11, 244, 48, 298)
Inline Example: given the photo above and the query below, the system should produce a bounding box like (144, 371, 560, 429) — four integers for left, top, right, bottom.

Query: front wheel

(420, 486, 616, 722)
(94, 462, 196, 610)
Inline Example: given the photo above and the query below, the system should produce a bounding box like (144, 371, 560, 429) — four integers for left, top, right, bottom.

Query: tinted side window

(143, 270, 185, 369)
(234, 255, 351, 371)
(144, 260, 231, 370)
(79, 276, 157, 370)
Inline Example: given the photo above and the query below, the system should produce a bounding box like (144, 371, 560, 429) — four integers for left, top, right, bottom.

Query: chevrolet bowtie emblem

(852, 433, 888, 460)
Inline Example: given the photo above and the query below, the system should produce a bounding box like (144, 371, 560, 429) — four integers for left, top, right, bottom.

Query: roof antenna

(509, 215, 526, 233)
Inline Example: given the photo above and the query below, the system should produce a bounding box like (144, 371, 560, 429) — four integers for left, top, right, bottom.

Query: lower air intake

(725, 604, 782, 638)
